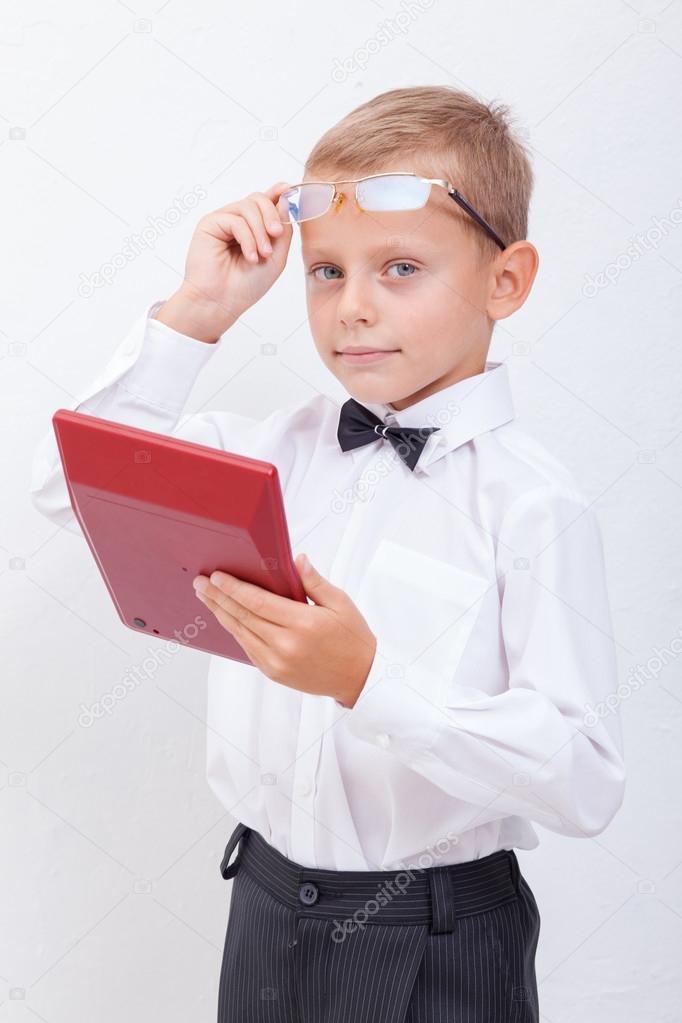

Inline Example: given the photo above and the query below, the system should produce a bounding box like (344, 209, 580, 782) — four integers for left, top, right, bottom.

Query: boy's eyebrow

(302, 237, 437, 257)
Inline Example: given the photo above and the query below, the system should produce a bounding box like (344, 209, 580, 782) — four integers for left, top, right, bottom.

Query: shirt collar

(360, 359, 515, 476)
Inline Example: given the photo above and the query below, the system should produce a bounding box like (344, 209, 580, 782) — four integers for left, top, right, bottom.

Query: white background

(3, 0, 682, 1020)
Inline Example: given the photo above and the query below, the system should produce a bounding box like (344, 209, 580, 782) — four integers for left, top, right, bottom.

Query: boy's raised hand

(154, 181, 295, 342)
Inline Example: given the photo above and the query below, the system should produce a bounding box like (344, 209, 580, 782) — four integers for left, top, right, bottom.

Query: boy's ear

(487, 241, 539, 321)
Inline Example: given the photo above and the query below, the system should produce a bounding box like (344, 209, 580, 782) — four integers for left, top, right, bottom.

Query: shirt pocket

(352, 538, 492, 697)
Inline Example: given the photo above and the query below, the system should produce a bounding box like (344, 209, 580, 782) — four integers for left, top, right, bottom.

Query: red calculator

(52, 408, 307, 664)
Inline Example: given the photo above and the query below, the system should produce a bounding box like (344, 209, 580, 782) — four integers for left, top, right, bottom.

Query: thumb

(295, 553, 338, 607)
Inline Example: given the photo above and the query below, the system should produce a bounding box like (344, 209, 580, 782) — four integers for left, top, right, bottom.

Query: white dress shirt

(29, 300, 626, 871)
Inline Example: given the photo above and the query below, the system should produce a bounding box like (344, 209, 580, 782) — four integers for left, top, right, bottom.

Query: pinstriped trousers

(217, 822, 541, 1023)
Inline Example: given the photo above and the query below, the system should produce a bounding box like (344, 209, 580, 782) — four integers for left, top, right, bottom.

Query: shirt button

(298, 882, 319, 906)
(295, 780, 312, 797)
(377, 732, 391, 748)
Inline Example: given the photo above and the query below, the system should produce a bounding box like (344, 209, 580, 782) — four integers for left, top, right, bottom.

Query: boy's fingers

(263, 180, 294, 199)
(203, 571, 304, 628)
(240, 196, 278, 256)
(208, 210, 260, 263)
(262, 182, 295, 227)
(201, 182, 294, 264)
(254, 187, 293, 232)
(248, 193, 289, 240)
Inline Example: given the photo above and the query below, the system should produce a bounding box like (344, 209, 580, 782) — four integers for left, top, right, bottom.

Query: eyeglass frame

(281, 171, 507, 251)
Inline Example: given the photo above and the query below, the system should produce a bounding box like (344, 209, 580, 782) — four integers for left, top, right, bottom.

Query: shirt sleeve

(340, 484, 626, 840)
(28, 299, 291, 536)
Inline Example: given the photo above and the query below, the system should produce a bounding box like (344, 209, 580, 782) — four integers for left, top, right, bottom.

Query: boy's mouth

(336, 349, 400, 365)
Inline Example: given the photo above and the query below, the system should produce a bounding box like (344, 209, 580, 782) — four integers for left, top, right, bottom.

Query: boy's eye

(308, 261, 419, 281)
(387, 261, 418, 278)
(309, 265, 342, 281)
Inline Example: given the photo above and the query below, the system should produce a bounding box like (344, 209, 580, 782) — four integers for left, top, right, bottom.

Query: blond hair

(304, 85, 534, 263)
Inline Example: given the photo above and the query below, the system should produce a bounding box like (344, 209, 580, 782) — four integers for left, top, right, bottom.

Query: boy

(30, 86, 626, 1022)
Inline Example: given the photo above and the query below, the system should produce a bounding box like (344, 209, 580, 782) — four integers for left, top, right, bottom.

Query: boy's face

(299, 169, 528, 412)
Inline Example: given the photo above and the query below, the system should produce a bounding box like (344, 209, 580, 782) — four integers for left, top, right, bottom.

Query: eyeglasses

(275, 171, 507, 251)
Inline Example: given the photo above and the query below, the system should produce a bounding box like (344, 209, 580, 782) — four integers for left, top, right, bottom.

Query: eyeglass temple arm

(448, 190, 507, 251)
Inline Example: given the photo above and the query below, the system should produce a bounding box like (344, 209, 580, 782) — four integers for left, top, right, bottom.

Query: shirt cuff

(115, 304, 218, 414)
(339, 641, 444, 759)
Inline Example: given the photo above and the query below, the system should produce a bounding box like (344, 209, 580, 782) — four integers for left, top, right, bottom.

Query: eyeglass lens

(277, 175, 431, 224)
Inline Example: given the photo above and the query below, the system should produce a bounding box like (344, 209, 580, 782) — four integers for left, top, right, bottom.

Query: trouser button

(298, 882, 319, 905)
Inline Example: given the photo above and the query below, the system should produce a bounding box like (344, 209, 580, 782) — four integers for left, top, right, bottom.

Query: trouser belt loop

(428, 866, 457, 934)
(507, 849, 520, 894)
(220, 822, 249, 880)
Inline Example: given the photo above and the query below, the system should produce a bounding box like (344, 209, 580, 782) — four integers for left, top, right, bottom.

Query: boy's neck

(388, 353, 490, 412)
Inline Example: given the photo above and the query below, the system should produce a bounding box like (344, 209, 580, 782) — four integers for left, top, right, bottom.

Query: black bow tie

(337, 398, 441, 472)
